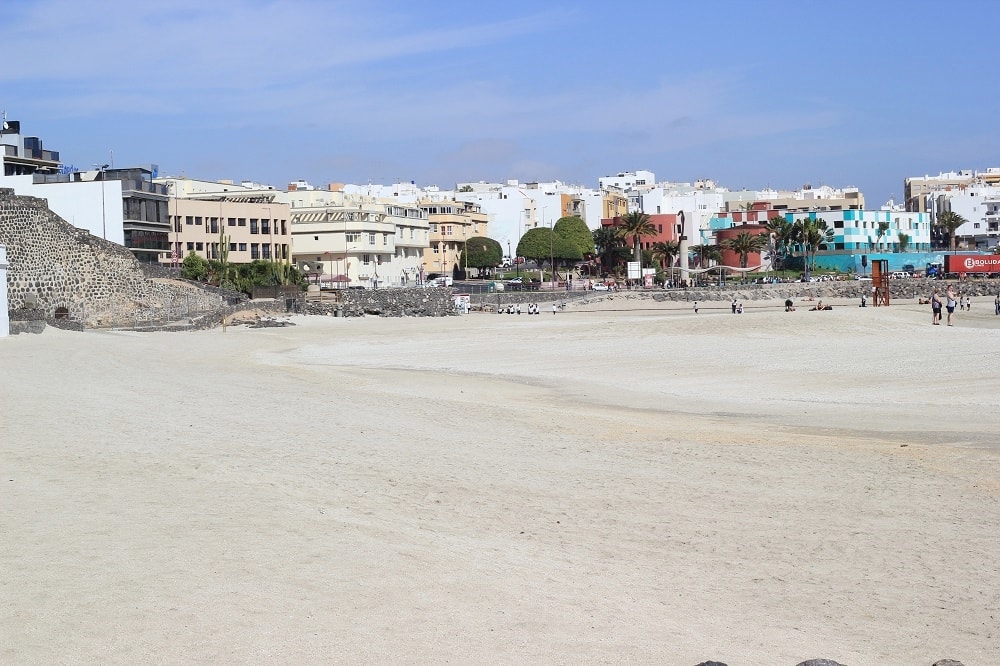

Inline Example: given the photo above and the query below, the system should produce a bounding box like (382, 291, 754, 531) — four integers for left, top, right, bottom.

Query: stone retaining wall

(306, 287, 457, 317)
(0, 188, 248, 330)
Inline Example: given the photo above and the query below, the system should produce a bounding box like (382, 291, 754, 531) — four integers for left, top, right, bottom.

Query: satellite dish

(2, 122, 8, 131)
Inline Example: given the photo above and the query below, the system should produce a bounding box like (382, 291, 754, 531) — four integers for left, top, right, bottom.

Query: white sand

(2, 297, 998, 665)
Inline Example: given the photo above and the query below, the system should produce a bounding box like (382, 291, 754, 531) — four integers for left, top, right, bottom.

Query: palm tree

(650, 241, 679, 271)
(876, 221, 890, 252)
(935, 211, 968, 251)
(616, 211, 658, 267)
(721, 231, 768, 270)
(793, 217, 835, 277)
(764, 215, 793, 275)
(897, 232, 911, 253)
(592, 226, 627, 276)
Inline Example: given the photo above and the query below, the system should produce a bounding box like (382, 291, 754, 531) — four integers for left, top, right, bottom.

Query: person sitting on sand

(811, 300, 832, 311)
(785, 299, 795, 312)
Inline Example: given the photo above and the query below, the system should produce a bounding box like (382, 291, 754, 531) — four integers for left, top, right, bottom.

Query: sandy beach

(2, 295, 998, 665)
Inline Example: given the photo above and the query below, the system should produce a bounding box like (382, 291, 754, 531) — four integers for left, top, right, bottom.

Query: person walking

(732, 298, 738, 314)
(552, 303, 557, 315)
(995, 291, 1000, 316)
(965, 295, 971, 311)
(931, 290, 942, 325)
(945, 285, 957, 326)
(694, 301, 699, 314)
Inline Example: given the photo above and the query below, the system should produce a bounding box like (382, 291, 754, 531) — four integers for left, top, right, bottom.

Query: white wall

(0, 175, 126, 245)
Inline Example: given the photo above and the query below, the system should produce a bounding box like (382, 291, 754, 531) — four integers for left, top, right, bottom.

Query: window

(237, 218, 246, 227)
(250, 219, 259, 234)
(195, 242, 203, 251)
(363, 254, 371, 265)
(186, 242, 194, 250)
(262, 244, 271, 258)
(433, 243, 439, 254)
(368, 233, 376, 245)
(228, 217, 236, 226)
(834, 221, 844, 228)
(209, 218, 219, 234)
(346, 232, 360, 243)
(195, 216, 202, 226)
(185, 216, 194, 225)
(229, 242, 237, 251)
(239, 243, 247, 252)
(250, 243, 260, 259)
(261, 220, 270, 235)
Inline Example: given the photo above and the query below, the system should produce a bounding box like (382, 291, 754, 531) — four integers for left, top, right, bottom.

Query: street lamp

(94, 163, 109, 240)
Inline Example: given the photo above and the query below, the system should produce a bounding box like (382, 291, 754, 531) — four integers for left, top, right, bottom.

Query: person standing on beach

(995, 291, 1000, 316)
(946, 285, 957, 326)
(931, 290, 942, 325)
(732, 298, 737, 314)
(694, 301, 699, 314)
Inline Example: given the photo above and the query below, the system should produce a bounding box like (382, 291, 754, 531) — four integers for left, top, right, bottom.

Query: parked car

(592, 283, 610, 291)
(856, 275, 872, 281)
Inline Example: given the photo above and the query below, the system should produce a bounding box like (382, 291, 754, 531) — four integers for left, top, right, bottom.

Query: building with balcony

(277, 184, 429, 288)
(155, 177, 291, 265)
(419, 200, 490, 278)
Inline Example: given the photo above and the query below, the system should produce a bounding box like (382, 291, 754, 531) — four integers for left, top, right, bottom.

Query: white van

(890, 271, 910, 280)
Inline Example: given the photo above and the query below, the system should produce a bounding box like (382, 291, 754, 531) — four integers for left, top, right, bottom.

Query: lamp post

(94, 163, 109, 240)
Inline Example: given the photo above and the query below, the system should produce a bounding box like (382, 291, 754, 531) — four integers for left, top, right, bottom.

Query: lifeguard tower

(871, 259, 890, 306)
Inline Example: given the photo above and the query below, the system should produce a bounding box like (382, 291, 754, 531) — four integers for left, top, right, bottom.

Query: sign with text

(944, 254, 1000, 274)
(627, 261, 640, 279)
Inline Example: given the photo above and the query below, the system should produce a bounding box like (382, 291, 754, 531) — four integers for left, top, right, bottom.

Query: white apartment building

(902, 168, 1000, 250)
(640, 181, 726, 242)
(275, 185, 429, 288)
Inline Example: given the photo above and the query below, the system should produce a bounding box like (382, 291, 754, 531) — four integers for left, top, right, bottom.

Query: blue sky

(4, 0, 998, 205)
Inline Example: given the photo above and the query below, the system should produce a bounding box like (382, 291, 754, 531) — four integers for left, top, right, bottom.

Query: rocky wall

(0, 188, 236, 329)
(305, 287, 457, 317)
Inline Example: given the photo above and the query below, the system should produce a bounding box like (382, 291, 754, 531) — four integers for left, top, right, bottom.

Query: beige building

(419, 200, 490, 277)
(278, 185, 429, 288)
(156, 178, 291, 265)
(601, 187, 629, 221)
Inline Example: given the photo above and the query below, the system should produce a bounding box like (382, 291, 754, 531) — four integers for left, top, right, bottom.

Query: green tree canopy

(792, 217, 835, 273)
(650, 241, 679, 270)
(721, 231, 768, 269)
(897, 232, 911, 253)
(616, 211, 658, 266)
(461, 236, 503, 273)
(181, 251, 209, 281)
(935, 211, 967, 251)
(592, 226, 628, 275)
(517, 227, 582, 268)
(552, 216, 595, 257)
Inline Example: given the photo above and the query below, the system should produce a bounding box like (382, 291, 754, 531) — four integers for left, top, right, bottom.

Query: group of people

(931, 286, 961, 326)
(497, 302, 554, 315)
(730, 298, 744, 314)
